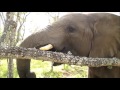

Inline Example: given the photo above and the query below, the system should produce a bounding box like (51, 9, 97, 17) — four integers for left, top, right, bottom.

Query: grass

(0, 59, 88, 78)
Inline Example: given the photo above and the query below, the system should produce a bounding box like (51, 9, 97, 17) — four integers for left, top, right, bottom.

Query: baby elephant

(17, 13, 120, 78)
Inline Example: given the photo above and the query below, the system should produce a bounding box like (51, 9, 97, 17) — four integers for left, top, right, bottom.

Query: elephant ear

(89, 14, 120, 58)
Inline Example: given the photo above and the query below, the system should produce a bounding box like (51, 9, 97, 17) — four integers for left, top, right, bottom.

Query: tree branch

(0, 12, 5, 25)
(0, 47, 120, 67)
(15, 12, 30, 45)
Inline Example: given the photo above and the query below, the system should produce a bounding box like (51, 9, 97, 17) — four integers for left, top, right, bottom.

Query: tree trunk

(0, 12, 30, 78)
(3, 12, 17, 78)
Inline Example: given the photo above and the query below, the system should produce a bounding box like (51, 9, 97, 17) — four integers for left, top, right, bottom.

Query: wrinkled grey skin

(17, 13, 120, 78)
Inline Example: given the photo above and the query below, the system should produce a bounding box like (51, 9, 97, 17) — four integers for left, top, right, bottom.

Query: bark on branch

(0, 47, 120, 67)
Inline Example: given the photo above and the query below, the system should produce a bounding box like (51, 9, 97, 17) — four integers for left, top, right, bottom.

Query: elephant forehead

(60, 13, 87, 20)
(55, 18, 90, 31)
(58, 15, 90, 27)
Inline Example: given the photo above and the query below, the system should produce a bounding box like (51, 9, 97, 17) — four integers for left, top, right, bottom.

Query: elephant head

(17, 13, 120, 78)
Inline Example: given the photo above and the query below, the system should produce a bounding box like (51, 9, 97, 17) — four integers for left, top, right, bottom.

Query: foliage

(0, 59, 88, 78)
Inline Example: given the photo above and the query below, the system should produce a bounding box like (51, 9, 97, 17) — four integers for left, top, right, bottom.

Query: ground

(0, 59, 88, 78)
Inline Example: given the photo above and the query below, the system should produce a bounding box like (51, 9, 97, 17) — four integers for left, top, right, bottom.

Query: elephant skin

(17, 13, 120, 78)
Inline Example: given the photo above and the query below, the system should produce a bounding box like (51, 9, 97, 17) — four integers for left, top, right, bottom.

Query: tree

(0, 12, 30, 78)
(46, 12, 60, 24)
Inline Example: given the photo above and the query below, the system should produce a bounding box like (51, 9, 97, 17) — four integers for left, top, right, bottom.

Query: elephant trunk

(20, 30, 50, 48)
(17, 25, 63, 78)
(20, 24, 65, 50)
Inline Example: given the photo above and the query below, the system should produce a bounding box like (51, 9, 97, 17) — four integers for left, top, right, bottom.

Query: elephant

(16, 13, 120, 78)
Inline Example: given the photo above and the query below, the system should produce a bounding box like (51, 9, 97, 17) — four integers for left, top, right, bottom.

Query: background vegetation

(0, 59, 88, 78)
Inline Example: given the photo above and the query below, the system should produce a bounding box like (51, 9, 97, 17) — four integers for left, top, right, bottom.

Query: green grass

(0, 59, 88, 78)
(0, 59, 19, 78)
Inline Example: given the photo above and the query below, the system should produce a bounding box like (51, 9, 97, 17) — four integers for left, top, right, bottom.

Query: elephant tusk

(40, 44, 53, 51)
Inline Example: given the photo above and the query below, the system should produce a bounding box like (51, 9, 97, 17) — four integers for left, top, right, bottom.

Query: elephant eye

(66, 26, 76, 33)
